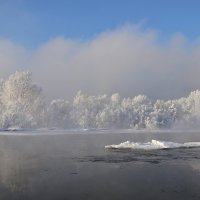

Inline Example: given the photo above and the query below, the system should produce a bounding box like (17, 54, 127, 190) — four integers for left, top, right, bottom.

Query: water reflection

(0, 139, 28, 193)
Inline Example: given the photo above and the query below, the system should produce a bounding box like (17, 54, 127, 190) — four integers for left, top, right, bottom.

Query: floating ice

(105, 140, 200, 150)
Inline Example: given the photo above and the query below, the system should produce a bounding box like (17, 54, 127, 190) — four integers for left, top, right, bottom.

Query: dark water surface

(0, 130, 200, 200)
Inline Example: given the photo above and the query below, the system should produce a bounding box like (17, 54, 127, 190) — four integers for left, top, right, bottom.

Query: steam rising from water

(1, 71, 200, 130)
(1, 24, 200, 100)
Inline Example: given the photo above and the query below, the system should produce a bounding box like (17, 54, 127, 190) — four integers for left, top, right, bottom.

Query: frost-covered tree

(174, 90, 200, 128)
(46, 99, 72, 128)
(71, 91, 109, 128)
(0, 71, 45, 128)
(146, 100, 176, 129)
(97, 93, 124, 128)
(121, 95, 153, 129)
(1, 71, 200, 130)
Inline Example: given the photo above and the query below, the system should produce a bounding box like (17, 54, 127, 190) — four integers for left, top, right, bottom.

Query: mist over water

(1, 25, 200, 100)
(0, 131, 200, 200)
(0, 71, 200, 130)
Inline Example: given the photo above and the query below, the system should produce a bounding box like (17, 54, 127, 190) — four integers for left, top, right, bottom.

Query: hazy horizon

(1, 24, 200, 101)
(1, 1, 200, 101)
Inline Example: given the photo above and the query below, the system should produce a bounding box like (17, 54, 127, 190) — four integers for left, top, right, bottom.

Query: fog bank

(1, 24, 200, 100)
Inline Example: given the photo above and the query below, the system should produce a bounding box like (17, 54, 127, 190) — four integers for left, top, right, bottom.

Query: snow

(105, 140, 200, 150)
(1, 71, 200, 130)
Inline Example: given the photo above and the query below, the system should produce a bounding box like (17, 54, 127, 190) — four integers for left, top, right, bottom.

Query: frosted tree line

(0, 71, 200, 130)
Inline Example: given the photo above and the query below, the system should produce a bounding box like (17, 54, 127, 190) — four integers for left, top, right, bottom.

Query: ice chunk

(105, 140, 200, 150)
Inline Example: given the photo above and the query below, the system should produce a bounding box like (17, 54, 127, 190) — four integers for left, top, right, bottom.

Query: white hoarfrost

(0, 71, 45, 128)
(0, 72, 45, 128)
(1, 71, 200, 130)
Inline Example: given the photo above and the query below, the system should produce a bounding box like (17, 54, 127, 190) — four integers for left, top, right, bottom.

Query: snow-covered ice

(105, 140, 200, 150)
